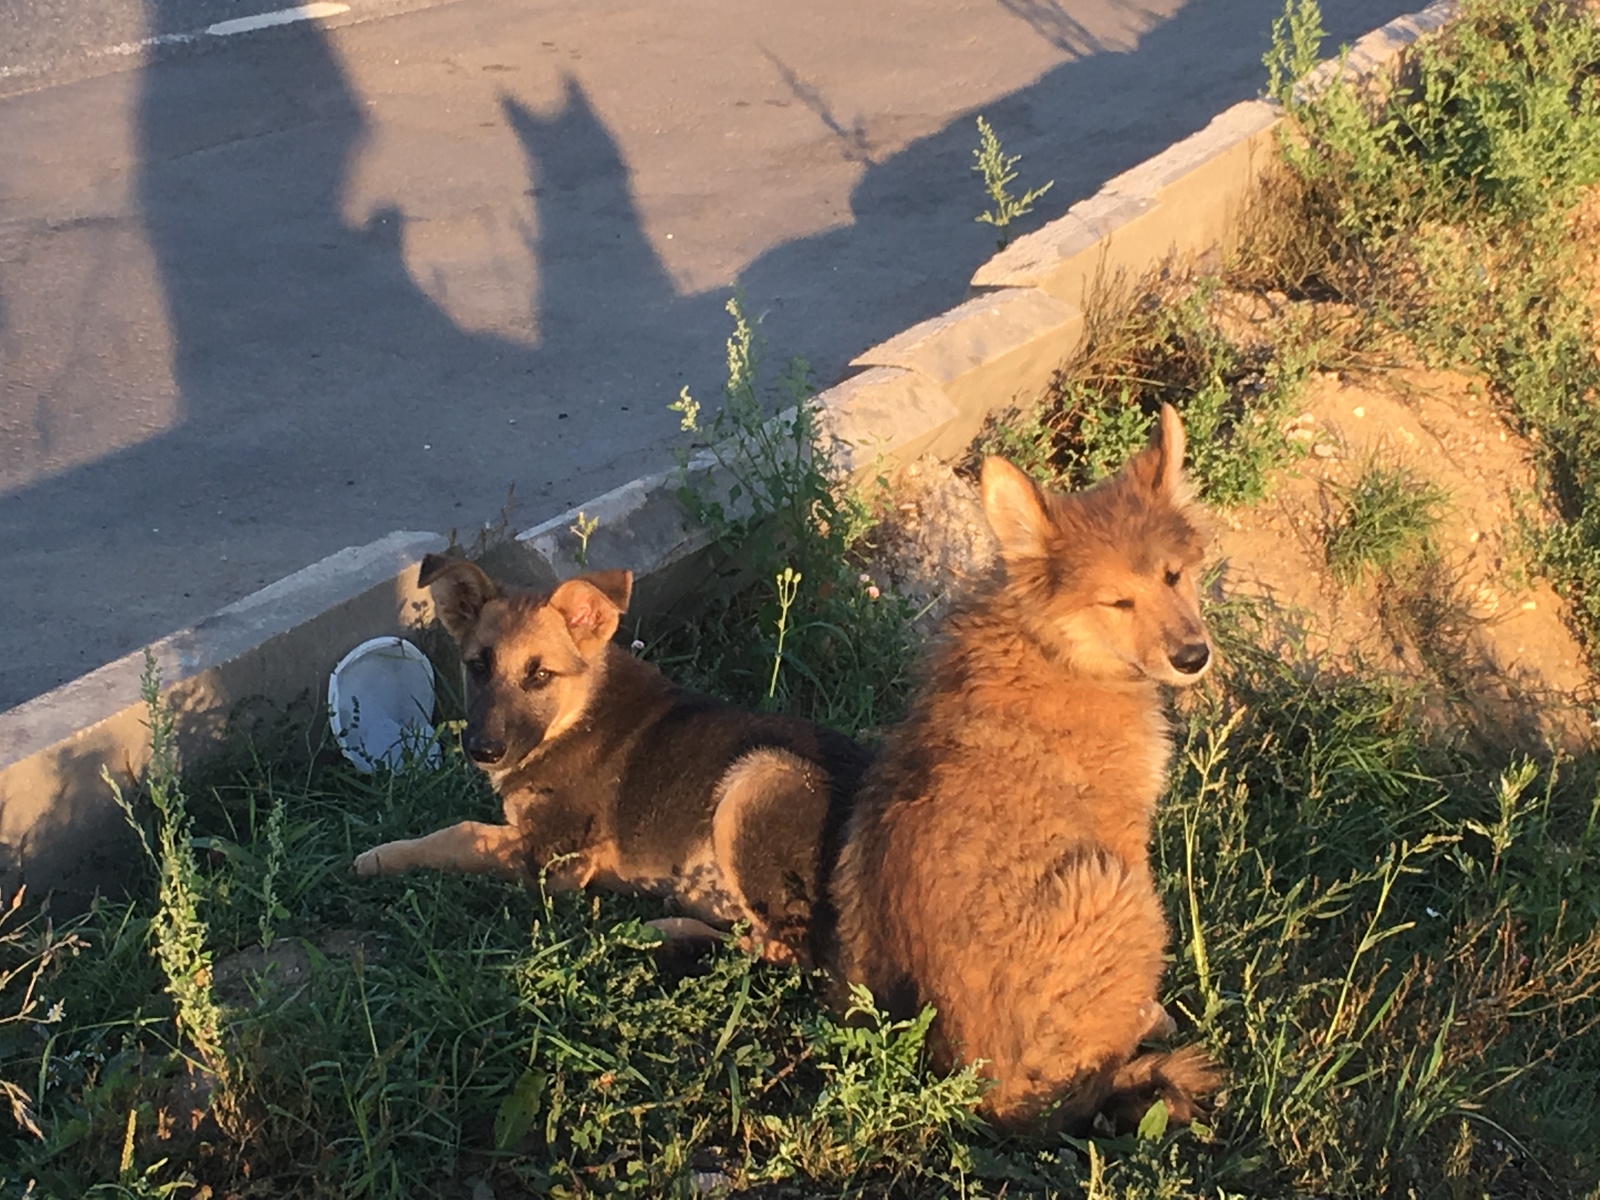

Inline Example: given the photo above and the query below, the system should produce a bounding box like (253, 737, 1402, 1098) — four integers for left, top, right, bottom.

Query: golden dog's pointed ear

(577, 569, 633, 615)
(418, 554, 500, 644)
(981, 457, 1052, 558)
(549, 576, 624, 649)
(1127, 404, 1188, 499)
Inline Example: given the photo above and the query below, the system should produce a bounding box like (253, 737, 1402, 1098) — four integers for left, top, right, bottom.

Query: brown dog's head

(417, 555, 633, 770)
(979, 404, 1212, 687)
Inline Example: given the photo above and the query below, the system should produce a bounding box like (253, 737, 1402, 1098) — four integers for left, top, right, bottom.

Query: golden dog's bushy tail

(1105, 1045, 1222, 1127)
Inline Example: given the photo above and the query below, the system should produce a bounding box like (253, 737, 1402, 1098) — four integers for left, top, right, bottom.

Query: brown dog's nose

(464, 731, 506, 765)
(1169, 643, 1211, 676)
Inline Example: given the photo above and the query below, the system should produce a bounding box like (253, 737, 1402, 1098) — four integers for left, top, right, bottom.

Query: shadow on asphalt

(0, 0, 1412, 715)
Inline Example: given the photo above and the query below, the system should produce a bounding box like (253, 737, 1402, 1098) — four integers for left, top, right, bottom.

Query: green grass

(972, 275, 1344, 510)
(7, 600, 1599, 1197)
(10, 1, 1600, 1195)
(1164, 606, 1600, 1198)
(1324, 459, 1449, 585)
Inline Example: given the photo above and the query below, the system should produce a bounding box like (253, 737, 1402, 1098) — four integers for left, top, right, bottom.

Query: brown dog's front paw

(352, 847, 388, 877)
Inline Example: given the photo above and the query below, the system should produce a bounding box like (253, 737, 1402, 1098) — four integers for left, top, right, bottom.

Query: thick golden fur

(831, 405, 1221, 1130)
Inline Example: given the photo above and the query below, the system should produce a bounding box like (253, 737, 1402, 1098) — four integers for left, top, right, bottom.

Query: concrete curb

(1, 531, 444, 900)
(0, 0, 1456, 899)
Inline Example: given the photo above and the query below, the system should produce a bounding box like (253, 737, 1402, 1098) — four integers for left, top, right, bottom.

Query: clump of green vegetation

(1324, 458, 1449, 585)
(750, 986, 988, 1187)
(661, 295, 916, 734)
(975, 277, 1338, 507)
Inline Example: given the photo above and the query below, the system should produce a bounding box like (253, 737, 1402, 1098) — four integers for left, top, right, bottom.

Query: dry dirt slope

(871, 369, 1597, 757)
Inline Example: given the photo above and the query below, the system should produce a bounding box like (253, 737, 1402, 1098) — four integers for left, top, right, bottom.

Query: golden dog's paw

(352, 847, 387, 877)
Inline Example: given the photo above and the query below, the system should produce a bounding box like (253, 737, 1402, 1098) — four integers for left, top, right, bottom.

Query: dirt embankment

(869, 361, 1596, 756)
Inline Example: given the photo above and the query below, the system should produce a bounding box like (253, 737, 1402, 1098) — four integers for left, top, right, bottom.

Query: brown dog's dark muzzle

(464, 729, 507, 765)
(1168, 643, 1211, 676)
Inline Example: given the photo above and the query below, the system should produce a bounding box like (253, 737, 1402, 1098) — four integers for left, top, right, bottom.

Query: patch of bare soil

(1225, 367, 1594, 752)
(869, 370, 1597, 756)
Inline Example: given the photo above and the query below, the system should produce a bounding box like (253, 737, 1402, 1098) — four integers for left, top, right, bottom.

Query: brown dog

(830, 404, 1220, 1130)
(353, 555, 871, 967)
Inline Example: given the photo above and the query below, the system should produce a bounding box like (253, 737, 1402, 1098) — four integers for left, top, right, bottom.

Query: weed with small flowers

(656, 294, 917, 733)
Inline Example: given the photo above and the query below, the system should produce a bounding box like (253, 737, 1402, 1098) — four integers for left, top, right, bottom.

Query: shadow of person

(501, 78, 722, 422)
(0, 14, 721, 714)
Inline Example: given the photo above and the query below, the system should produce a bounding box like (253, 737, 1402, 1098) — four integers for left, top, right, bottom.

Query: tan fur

(710, 748, 828, 967)
(352, 821, 530, 880)
(831, 404, 1221, 1130)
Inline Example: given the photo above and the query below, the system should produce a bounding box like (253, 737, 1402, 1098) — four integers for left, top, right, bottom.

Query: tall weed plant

(105, 655, 230, 1098)
(663, 297, 915, 733)
(972, 115, 1054, 249)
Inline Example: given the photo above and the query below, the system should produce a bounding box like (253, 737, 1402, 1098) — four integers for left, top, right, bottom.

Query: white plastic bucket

(326, 636, 440, 772)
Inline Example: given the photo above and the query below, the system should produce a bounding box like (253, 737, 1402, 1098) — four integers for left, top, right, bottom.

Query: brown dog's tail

(1104, 1045, 1222, 1128)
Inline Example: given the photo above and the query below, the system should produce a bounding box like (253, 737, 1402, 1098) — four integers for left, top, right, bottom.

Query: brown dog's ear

(1127, 404, 1188, 499)
(549, 577, 624, 650)
(576, 569, 633, 615)
(418, 554, 500, 644)
(981, 457, 1053, 558)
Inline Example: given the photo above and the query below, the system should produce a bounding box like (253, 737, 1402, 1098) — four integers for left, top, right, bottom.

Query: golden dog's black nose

(1169, 643, 1211, 675)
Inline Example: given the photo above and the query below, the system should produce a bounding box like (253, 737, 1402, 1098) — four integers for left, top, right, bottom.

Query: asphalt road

(0, 0, 1415, 712)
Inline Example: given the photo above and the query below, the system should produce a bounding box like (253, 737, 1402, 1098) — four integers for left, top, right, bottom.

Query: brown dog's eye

(467, 652, 492, 678)
(524, 665, 554, 690)
(1164, 568, 1182, 587)
(1109, 598, 1135, 610)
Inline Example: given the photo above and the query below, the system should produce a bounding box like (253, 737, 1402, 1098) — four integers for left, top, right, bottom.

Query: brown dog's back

(831, 406, 1220, 1129)
(499, 653, 870, 965)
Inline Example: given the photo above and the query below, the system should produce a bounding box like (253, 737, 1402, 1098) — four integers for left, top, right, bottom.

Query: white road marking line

(88, 32, 203, 61)
(1, 3, 351, 81)
(206, 3, 350, 38)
